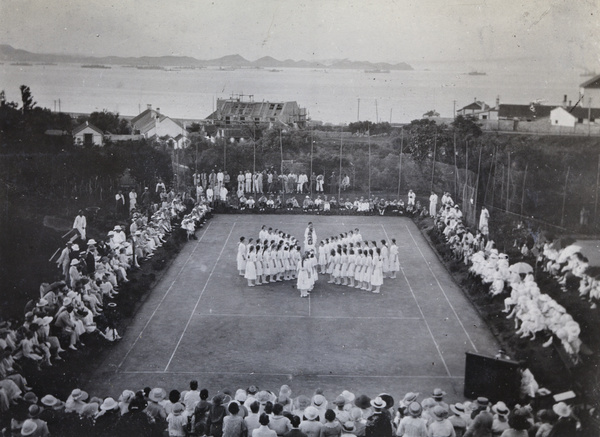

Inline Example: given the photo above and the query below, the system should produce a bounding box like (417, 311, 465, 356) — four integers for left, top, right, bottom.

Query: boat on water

(364, 69, 390, 73)
(11, 62, 32, 66)
(82, 64, 111, 69)
(136, 65, 164, 70)
(467, 71, 486, 76)
(218, 66, 236, 71)
(268, 69, 283, 72)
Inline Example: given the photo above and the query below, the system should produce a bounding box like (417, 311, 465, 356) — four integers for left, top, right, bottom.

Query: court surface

(83, 214, 499, 403)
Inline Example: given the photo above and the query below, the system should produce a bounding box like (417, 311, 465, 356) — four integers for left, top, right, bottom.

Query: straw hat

(450, 403, 466, 416)
(101, 397, 119, 411)
(70, 388, 88, 401)
(304, 406, 319, 421)
(492, 401, 509, 417)
(552, 402, 572, 418)
(149, 388, 166, 403)
(433, 405, 449, 420)
(370, 397, 386, 409)
(41, 394, 60, 407)
(408, 402, 423, 417)
(20, 419, 38, 436)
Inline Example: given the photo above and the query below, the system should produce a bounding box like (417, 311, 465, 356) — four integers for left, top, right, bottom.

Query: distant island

(0, 44, 413, 71)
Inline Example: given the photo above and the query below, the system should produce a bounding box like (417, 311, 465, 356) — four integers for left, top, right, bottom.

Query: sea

(0, 62, 586, 124)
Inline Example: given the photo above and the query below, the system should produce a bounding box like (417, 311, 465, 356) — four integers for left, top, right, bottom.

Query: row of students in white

(317, 231, 400, 293)
(238, 231, 306, 287)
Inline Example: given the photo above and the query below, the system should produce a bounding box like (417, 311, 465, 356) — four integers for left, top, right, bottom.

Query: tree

(78, 110, 130, 134)
(19, 85, 36, 112)
(451, 115, 482, 139)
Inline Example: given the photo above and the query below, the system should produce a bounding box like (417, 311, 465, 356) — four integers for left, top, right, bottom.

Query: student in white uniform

(237, 237, 247, 276)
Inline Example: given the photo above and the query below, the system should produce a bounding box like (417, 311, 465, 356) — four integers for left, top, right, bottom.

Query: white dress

(297, 261, 311, 290)
(237, 242, 247, 272)
(389, 244, 400, 272)
(244, 252, 257, 280)
(371, 256, 384, 286)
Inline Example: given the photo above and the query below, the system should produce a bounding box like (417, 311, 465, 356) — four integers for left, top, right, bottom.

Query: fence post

(520, 163, 528, 216)
(561, 166, 570, 227)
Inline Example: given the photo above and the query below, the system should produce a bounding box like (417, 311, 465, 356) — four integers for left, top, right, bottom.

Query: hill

(0, 44, 413, 70)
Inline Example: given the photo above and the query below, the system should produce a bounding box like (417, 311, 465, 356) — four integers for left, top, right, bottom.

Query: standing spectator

(285, 415, 308, 437)
(428, 406, 456, 437)
(73, 210, 87, 240)
(479, 207, 490, 239)
(56, 243, 72, 281)
(341, 173, 350, 191)
(217, 169, 224, 191)
(254, 413, 277, 437)
(201, 170, 208, 189)
(316, 174, 324, 193)
(397, 401, 428, 437)
(167, 402, 188, 437)
(245, 170, 253, 193)
(464, 398, 493, 437)
(429, 191, 438, 217)
(407, 190, 416, 208)
(223, 401, 248, 437)
(329, 172, 337, 194)
(141, 187, 151, 212)
(238, 171, 245, 192)
(129, 188, 137, 212)
(365, 397, 392, 437)
(208, 393, 227, 437)
(546, 402, 577, 437)
(184, 380, 201, 414)
(209, 170, 217, 190)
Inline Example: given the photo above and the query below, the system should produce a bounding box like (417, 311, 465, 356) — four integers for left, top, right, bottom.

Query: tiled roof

(558, 106, 600, 119)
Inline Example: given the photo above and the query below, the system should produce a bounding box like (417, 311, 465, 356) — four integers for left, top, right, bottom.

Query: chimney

(496, 96, 500, 109)
(147, 104, 152, 110)
(563, 95, 567, 107)
(568, 100, 572, 107)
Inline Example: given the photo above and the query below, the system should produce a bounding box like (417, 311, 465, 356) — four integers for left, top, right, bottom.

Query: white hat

(21, 419, 38, 436)
(70, 259, 80, 266)
(552, 402, 572, 418)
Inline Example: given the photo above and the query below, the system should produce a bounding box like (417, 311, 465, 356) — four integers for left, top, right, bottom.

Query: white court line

(381, 224, 451, 377)
(120, 370, 463, 379)
(116, 222, 211, 371)
(164, 223, 237, 372)
(197, 313, 421, 320)
(405, 224, 479, 353)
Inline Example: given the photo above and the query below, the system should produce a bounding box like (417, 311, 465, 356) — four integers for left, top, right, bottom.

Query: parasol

(509, 262, 534, 275)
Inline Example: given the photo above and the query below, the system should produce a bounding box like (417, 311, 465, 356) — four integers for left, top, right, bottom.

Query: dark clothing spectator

(365, 412, 392, 437)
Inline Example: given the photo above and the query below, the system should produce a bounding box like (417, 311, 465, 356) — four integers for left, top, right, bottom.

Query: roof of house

(553, 106, 600, 119)
(458, 101, 491, 112)
(72, 122, 103, 135)
(498, 104, 554, 119)
(580, 74, 600, 89)
(206, 99, 303, 122)
(131, 109, 183, 130)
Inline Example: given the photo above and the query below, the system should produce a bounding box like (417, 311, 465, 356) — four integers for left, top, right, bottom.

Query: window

(225, 116, 231, 125)
(578, 118, 584, 124)
(481, 115, 487, 120)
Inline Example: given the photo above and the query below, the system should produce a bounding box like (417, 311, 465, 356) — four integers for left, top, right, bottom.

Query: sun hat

(28, 405, 42, 417)
(432, 388, 446, 399)
(340, 390, 355, 403)
(173, 402, 185, 414)
(333, 395, 346, 406)
(354, 394, 371, 409)
(23, 392, 38, 404)
(295, 395, 311, 410)
(450, 403, 466, 416)
(212, 393, 226, 406)
(408, 401, 423, 417)
(118, 390, 135, 403)
(20, 419, 38, 436)
(234, 389, 247, 403)
(379, 393, 395, 409)
(255, 391, 273, 404)
(401, 392, 419, 404)
(421, 398, 437, 409)
(41, 394, 60, 407)
(71, 244, 79, 251)
(342, 421, 356, 432)
(87, 239, 97, 245)
(70, 388, 88, 401)
(70, 259, 80, 266)
(433, 405, 449, 420)
(312, 394, 327, 408)
(552, 402, 572, 418)
(476, 397, 489, 408)
(370, 397, 386, 409)
(101, 397, 119, 411)
(492, 401, 509, 417)
(149, 388, 166, 403)
(36, 299, 49, 307)
(81, 402, 99, 417)
(304, 406, 319, 421)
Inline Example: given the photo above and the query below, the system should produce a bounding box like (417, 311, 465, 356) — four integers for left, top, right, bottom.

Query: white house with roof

(456, 98, 498, 120)
(580, 74, 600, 107)
(131, 105, 187, 148)
(550, 106, 600, 127)
(73, 121, 104, 146)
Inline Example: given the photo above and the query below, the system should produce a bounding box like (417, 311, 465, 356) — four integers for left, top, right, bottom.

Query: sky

(1, 0, 599, 70)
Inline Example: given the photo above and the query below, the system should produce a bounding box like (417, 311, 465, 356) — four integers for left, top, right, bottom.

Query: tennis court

(83, 214, 499, 402)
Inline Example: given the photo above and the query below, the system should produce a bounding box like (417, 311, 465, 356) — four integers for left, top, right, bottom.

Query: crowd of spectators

(0, 380, 580, 436)
(0, 184, 212, 432)
(432, 196, 584, 365)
